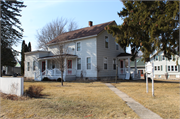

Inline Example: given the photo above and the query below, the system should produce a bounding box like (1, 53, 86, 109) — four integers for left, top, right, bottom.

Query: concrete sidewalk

(105, 83, 162, 119)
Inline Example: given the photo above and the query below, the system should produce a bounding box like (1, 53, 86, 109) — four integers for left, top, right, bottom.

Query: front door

(67, 60, 72, 75)
(42, 61, 45, 72)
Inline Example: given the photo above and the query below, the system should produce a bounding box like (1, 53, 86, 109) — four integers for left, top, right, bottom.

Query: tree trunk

(61, 71, 63, 86)
(0, 66, 2, 77)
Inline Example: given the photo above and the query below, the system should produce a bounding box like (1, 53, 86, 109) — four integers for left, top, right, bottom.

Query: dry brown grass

(112, 79, 180, 119)
(0, 82, 139, 118)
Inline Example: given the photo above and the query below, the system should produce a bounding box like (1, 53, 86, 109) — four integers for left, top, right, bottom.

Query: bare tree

(36, 17, 78, 50)
(51, 40, 69, 86)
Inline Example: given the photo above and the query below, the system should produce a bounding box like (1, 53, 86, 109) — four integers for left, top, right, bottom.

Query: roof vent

(89, 21, 93, 27)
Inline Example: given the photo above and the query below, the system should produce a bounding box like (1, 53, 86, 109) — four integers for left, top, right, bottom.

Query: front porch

(34, 55, 77, 81)
(117, 53, 140, 80)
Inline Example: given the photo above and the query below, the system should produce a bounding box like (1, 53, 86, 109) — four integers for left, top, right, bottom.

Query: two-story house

(24, 21, 140, 81)
(150, 51, 180, 79)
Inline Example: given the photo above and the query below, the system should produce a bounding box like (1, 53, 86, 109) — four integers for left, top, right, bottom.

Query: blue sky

(14, 0, 130, 59)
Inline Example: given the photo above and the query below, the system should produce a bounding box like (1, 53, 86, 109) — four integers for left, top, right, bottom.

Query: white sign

(145, 62, 154, 97)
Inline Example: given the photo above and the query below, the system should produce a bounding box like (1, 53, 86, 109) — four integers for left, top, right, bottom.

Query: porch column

(128, 57, 130, 73)
(45, 60, 47, 76)
(115, 58, 118, 83)
(45, 60, 48, 70)
(135, 58, 137, 75)
(64, 58, 67, 75)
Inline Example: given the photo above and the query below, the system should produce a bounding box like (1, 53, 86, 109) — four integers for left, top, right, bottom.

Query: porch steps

(125, 73, 130, 80)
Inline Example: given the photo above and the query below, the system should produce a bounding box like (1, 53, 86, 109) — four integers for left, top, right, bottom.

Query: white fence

(0, 77, 24, 96)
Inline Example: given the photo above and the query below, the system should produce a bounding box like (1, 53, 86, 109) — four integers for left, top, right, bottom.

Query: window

(27, 62, 30, 71)
(77, 58, 81, 70)
(105, 36, 109, 48)
(173, 55, 175, 60)
(115, 43, 119, 50)
(87, 57, 91, 69)
(77, 42, 81, 51)
(161, 65, 163, 71)
(171, 66, 174, 71)
(33, 61, 35, 71)
(162, 55, 165, 60)
(104, 57, 108, 69)
(155, 66, 157, 70)
(175, 66, 178, 71)
(155, 56, 158, 61)
(168, 66, 170, 71)
(158, 66, 160, 70)
(113, 59, 116, 70)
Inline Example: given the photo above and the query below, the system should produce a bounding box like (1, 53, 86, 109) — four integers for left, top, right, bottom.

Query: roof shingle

(47, 21, 115, 45)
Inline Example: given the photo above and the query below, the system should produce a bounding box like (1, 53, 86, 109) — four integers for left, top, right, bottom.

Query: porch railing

(34, 68, 76, 81)
(118, 68, 128, 74)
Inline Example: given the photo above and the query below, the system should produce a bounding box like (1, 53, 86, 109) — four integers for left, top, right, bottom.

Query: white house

(150, 51, 180, 79)
(24, 21, 140, 81)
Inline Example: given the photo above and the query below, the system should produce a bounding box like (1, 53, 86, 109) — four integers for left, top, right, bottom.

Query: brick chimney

(89, 21, 93, 27)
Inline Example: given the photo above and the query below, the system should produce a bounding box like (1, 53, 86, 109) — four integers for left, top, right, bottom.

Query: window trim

(76, 41, 81, 51)
(86, 57, 91, 70)
(103, 57, 108, 70)
(76, 58, 82, 70)
(105, 36, 109, 48)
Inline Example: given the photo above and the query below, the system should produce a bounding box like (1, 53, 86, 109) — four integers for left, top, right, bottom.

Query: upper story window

(158, 66, 160, 70)
(104, 57, 108, 70)
(162, 55, 165, 60)
(77, 42, 81, 51)
(87, 57, 91, 69)
(77, 58, 81, 70)
(105, 36, 109, 48)
(33, 61, 36, 71)
(27, 62, 30, 71)
(115, 43, 119, 50)
(155, 56, 158, 61)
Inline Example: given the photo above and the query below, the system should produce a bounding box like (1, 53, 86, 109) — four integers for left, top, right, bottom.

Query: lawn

(0, 81, 139, 118)
(112, 79, 180, 119)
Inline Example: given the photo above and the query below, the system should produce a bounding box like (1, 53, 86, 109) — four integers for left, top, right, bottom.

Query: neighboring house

(2, 56, 21, 76)
(149, 51, 180, 79)
(130, 57, 145, 79)
(24, 21, 140, 81)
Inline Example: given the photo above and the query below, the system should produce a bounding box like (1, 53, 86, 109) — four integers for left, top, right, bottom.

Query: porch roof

(38, 54, 78, 60)
(117, 53, 132, 59)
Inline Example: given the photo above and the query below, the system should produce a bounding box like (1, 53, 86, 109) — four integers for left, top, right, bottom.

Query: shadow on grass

(24, 79, 179, 84)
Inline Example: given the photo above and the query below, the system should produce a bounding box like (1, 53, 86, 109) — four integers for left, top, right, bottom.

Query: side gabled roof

(47, 20, 115, 45)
